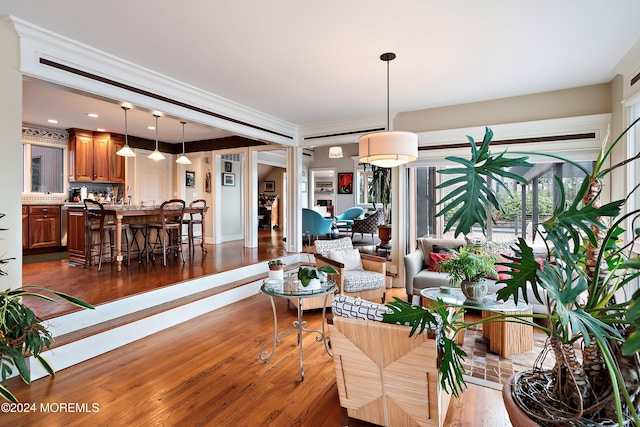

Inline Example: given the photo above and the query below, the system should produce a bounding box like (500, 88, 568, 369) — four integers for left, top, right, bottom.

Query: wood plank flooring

(13, 229, 513, 426)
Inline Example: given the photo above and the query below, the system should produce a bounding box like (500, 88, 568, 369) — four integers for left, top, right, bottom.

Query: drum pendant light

(358, 53, 418, 168)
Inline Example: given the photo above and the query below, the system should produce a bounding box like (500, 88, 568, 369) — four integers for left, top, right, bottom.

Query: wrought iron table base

(259, 293, 332, 381)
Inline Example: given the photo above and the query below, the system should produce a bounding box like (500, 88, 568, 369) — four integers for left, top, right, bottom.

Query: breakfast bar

(67, 204, 208, 271)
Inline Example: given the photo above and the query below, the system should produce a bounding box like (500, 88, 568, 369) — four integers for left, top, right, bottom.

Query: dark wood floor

(13, 229, 512, 426)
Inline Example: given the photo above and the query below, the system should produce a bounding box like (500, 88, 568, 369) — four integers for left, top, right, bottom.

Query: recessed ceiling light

(96, 128, 105, 132)
(47, 119, 58, 124)
(87, 113, 99, 118)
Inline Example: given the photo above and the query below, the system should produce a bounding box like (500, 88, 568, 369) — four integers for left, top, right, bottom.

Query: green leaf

(0, 384, 17, 403)
(496, 239, 544, 304)
(435, 127, 532, 237)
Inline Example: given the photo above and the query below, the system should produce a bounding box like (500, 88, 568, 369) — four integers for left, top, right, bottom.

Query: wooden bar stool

(147, 199, 186, 266)
(183, 199, 206, 255)
(83, 199, 131, 271)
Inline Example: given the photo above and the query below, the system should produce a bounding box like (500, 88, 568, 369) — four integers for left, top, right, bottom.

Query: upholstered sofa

(404, 237, 548, 314)
(329, 295, 450, 427)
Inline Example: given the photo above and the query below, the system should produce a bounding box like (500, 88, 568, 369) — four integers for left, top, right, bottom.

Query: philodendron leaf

(436, 127, 532, 237)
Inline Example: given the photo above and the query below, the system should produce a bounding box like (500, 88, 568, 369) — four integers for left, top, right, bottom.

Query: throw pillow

(331, 294, 391, 321)
(328, 248, 363, 271)
(428, 252, 453, 272)
(432, 244, 463, 254)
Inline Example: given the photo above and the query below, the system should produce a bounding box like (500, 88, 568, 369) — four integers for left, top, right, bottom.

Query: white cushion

(328, 248, 363, 271)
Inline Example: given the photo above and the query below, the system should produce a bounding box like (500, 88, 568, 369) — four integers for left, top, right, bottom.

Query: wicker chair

(329, 296, 450, 427)
(351, 209, 384, 241)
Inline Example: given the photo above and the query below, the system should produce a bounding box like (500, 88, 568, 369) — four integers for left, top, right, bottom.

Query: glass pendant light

(328, 146, 343, 158)
(148, 114, 166, 160)
(116, 106, 136, 157)
(175, 121, 192, 165)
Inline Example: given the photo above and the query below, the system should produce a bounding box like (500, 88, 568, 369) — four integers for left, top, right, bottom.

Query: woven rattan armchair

(329, 313, 450, 426)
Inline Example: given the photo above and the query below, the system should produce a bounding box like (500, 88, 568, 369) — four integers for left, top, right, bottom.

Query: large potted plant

(369, 165, 392, 246)
(385, 122, 640, 425)
(0, 213, 94, 403)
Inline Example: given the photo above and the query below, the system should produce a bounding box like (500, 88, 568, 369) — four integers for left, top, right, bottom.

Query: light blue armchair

(334, 207, 365, 232)
(302, 208, 334, 240)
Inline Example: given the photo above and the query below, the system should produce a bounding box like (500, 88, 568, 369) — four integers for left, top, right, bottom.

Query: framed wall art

(338, 172, 353, 194)
(264, 180, 275, 192)
(222, 173, 235, 186)
(186, 171, 195, 187)
(225, 161, 232, 172)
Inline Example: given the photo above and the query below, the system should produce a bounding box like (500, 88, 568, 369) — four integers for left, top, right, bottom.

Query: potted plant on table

(384, 122, 640, 426)
(0, 213, 94, 403)
(267, 259, 285, 281)
(439, 244, 499, 303)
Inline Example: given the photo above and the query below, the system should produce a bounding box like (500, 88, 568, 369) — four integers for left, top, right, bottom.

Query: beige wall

(0, 19, 23, 289)
(395, 84, 611, 133)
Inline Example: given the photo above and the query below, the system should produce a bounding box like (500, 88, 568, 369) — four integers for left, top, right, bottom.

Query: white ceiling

(4, 1, 640, 143)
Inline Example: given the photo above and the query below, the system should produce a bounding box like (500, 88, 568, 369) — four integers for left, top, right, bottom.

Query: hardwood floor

(13, 229, 512, 426)
(22, 229, 293, 319)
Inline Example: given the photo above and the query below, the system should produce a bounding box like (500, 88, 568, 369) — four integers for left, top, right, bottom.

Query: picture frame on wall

(264, 181, 275, 192)
(225, 161, 232, 173)
(186, 171, 195, 187)
(338, 172, 353, 194)
(222, 173, 235, 186)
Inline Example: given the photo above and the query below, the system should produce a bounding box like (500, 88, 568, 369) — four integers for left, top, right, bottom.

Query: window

(23, 143, 65, 194)
(414, 160, 593, 244)
(356, 168, 373, 205)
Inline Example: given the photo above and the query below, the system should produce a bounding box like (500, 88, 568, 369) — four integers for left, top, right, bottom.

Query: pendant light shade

(358, 52, 418, 167)
(148, 114, 166, 160)
(116, 106, 136, 157)
(175, 121, 192, 165)
(328, 146, 343, 159)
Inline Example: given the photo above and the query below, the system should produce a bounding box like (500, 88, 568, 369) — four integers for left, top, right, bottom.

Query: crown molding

(9, 16, 298, 146)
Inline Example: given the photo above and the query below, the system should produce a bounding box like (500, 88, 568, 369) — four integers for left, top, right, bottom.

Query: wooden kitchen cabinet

(68, 129, 126, 183)
(27, 205, 61, 249)
(22, 206, 28, 249)
(68, 129, 94, 182)
(109, 134, 127, 183)
(92, 132, 111, 182)
(66, 207, 87, 263)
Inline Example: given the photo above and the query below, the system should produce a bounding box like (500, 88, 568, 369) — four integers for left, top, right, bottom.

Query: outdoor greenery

(384, 122, 640, 425)
(368, 165, 392, 224)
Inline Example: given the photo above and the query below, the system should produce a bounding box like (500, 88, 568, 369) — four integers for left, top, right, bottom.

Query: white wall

(0, 18, 23, 290)
(219, 156, 243, 242)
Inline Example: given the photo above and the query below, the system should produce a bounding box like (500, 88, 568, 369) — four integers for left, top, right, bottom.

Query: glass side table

(421, 287, 534, 357)
(259, 278, 337, 381)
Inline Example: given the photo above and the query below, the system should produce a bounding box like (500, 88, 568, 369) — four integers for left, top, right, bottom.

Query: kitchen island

(67, 204, 208, 271)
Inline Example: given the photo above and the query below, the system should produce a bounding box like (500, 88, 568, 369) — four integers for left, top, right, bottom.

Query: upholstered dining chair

(147, 199, 186, 266)
(350, 209, 384, 241)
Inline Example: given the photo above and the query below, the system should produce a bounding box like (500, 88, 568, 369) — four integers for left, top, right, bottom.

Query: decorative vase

(461, 279, 488, 303)
(268, 265, 284, 281)
(377, 225, 392, 247)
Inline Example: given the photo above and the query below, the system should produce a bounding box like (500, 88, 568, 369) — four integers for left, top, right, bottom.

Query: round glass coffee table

(420, 287, 533, 357)
(259, 279, 337, 380)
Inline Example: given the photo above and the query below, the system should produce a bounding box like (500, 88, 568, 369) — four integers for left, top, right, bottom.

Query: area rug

(460, 322, 558, 390)
(23, 252, 69, 264)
